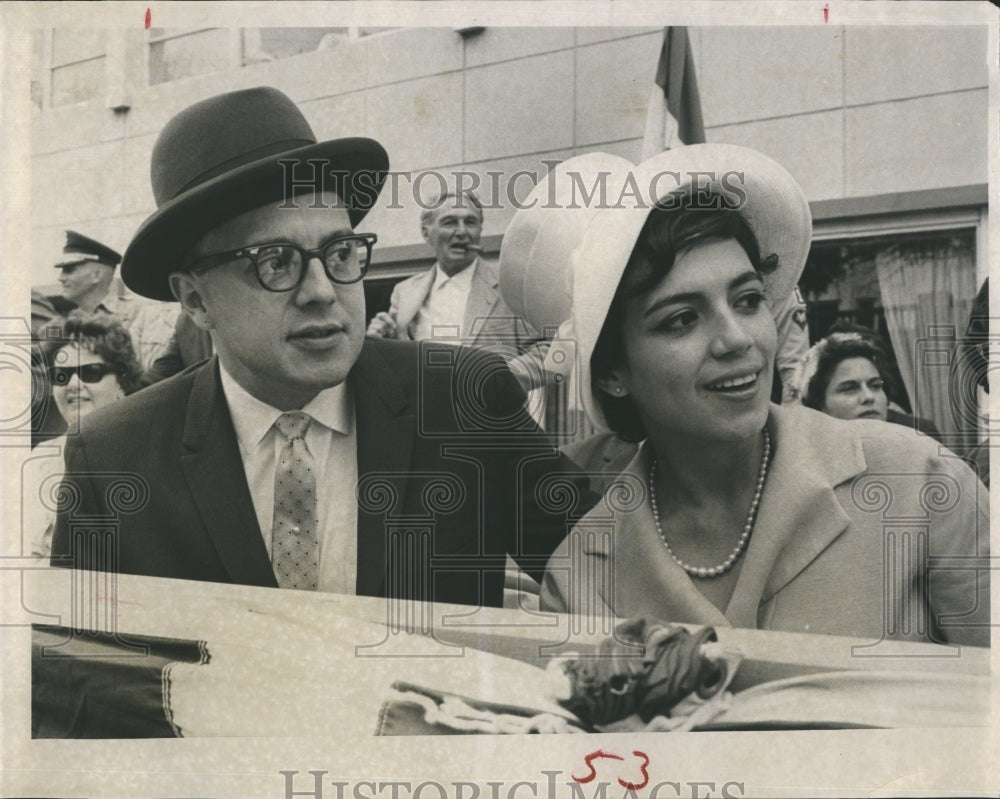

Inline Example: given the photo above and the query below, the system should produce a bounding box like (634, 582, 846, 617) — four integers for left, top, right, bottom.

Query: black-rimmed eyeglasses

(186, 232, 378, 292)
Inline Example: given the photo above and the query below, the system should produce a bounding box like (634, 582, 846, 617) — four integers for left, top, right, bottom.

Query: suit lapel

(179, 359, 278, 587)
(725, 406, 866, 628)
(464, 259, 500, 343)
(352, 340, 417, 596)
(395, 268, 436, 340)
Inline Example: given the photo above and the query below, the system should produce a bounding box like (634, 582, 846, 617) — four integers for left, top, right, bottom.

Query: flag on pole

(640, 27, 705, 159)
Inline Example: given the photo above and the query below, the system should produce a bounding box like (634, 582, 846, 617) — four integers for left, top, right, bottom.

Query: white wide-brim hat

(562, 143, 813, 432)
(498, 152, 637, 337)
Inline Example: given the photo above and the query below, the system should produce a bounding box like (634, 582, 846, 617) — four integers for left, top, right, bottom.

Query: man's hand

(366, 311, 398, 339)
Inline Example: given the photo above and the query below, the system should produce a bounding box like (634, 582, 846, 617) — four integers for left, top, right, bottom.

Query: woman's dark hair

(800, 334, 890, 412)
(590, 201, 776, 441)
(40, 311, 142, 395)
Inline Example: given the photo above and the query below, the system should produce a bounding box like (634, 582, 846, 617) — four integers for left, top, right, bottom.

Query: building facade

(28, 23, 991, 439)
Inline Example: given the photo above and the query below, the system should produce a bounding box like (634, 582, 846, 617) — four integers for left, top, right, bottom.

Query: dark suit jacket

(51, 338, 594, 608)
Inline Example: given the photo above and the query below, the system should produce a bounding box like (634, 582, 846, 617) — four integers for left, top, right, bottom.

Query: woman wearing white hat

(537, 145, 988, 646)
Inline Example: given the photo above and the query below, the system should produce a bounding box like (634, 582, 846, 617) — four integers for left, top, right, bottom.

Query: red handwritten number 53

(572, 749, 651, 791)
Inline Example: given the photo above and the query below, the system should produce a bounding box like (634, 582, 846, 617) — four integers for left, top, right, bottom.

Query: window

(48, 29, 106, 106)
(148, 28, 234, 85)
(241, 28, 394, 65)
(803, 220, 982, 443)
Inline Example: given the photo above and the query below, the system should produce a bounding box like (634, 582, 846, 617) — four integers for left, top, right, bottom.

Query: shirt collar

(432, 258, 478, 291)
(219, 361, 353, 454)
(94, 291, 132, 315)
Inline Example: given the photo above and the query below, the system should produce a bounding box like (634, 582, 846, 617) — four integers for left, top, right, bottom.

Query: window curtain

(875, 235, 977, 449)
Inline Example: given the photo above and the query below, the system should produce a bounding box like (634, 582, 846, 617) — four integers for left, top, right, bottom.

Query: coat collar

(180, 358, 278, 587)
(394, 266, 438, 335)
(463, 259, 501, 341)
(583, 405, 868, 628)
(395, 259, 501, 343)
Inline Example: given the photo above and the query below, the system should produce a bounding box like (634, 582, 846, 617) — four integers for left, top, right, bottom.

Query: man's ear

(169, 272, 214, 331)
(89, 264, 108, 288)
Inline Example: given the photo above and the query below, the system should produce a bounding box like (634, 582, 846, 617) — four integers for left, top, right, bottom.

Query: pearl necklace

(648, 428, 771, 579)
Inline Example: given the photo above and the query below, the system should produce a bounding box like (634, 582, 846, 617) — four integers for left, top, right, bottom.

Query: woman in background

(25, 312, 141, 557)
(539, 144, 988, 647)
(799, 332, 890, 422)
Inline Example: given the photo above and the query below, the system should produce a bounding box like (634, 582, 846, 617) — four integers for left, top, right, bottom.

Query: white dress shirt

(410, 260, 477, 342)
(219, 364, 359, 594)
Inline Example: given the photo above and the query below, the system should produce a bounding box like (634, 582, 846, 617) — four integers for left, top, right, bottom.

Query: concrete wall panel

(699, 26, 844, 127)
(575, 33, 663, 148)
(709, 110, 845, 202)
(845, 26, 988, 106)
(465, 51, 575, 163)
(845, 89, 987, 197)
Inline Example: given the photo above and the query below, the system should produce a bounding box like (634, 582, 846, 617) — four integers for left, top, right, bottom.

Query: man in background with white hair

(366, 190, 544, 402)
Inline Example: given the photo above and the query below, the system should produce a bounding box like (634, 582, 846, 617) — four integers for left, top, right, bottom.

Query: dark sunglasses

(50, 363, 119, 386)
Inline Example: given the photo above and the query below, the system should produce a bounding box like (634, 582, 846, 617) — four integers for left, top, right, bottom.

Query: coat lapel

(724, 406, 867, 628)
(464, 259, 501, 343)
(587, 446, 731, 628)
(581, 407, 868, 631)
(395, 268, 436, 340)
(179, 359, 278, 587)
(351, 340, 417, 597)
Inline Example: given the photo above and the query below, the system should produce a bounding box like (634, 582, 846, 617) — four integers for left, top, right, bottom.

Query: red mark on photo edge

(572, 750, 623, 784)
(571, 750, 651, 791)
(621, 751, 651, 792)
(823, 3, 830, 23)
(145, 8, 151, 29)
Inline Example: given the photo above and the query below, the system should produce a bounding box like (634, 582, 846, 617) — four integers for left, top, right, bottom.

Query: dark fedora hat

(121, 87, 389, 301)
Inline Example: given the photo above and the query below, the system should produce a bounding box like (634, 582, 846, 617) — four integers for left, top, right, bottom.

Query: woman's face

(51, 343, 123, 430)
(603, 237, 776, 444)
(821, 356, 888, 421)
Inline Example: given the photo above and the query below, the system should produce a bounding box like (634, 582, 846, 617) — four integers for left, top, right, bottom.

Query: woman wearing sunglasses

(536, 145, 988, 647)
(26, 312, 141, 557)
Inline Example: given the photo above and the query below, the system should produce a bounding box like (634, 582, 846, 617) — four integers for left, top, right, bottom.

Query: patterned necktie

(271, 411, 319, 590)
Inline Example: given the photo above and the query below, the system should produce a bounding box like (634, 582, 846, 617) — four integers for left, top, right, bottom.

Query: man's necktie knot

(274, 410, 311, 442)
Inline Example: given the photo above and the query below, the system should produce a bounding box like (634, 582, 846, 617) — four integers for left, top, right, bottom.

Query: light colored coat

(541, 404, 990, 647)
(388, 258, 539, 357)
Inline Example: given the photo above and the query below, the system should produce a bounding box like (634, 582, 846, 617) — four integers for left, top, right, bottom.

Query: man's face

(177, 192, 366, 410)
(422, 199, 483, 275)
(58, 261, 107, 304)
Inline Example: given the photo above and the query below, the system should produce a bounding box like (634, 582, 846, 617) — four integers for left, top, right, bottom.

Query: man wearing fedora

(51, 87, 592, 607)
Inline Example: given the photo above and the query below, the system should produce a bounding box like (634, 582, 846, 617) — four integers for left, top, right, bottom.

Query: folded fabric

(698, 670, 991, 730)
(553, 617, 735, 727)
(376, 681, 585, 735)
(31, 625, 208, 738)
